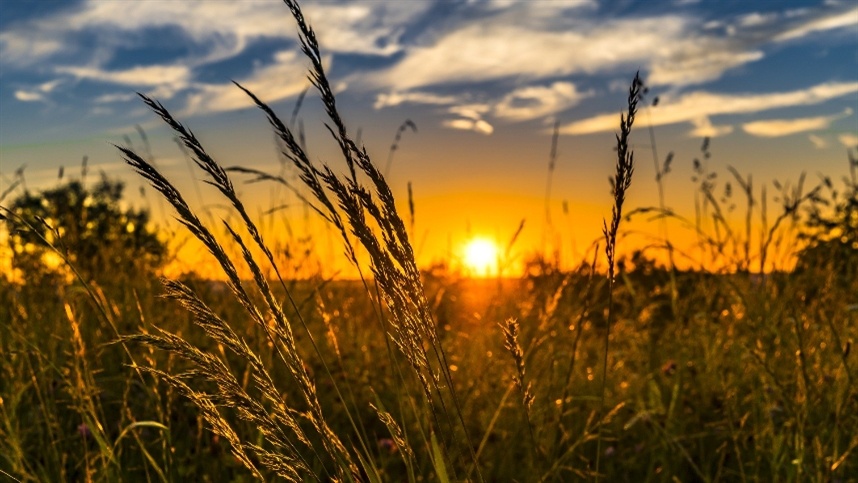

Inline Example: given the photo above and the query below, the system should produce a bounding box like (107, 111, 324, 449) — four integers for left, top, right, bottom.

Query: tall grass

(115, 0, 483, 479)
(595, 71, 642, 480)
(1, 0, 856, 481)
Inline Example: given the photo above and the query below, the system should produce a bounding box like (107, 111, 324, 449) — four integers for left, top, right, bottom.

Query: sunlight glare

(463, 237, 499, 277)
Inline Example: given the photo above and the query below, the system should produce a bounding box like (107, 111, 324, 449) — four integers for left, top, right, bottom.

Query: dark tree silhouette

(795, 150, 858, 282)
(4, 175, 166, 282)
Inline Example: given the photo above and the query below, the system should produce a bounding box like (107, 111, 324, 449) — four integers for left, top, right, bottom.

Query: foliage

(796, 149, 858, 280)
(3, 176, 166, 282)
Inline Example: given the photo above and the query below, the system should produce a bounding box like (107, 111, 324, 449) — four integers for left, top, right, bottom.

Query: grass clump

(0, 0, 856, 481)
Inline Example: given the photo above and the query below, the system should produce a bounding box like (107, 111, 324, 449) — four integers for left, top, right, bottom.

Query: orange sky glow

(1, 1, 855, 280)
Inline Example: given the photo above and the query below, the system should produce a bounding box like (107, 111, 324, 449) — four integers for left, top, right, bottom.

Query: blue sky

(1, 0, 857, 273)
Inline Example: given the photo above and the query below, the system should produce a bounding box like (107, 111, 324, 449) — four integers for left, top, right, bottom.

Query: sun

(462, 237, 499, 277)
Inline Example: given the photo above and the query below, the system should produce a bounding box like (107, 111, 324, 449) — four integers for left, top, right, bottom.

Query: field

(1, 1, 857, 482)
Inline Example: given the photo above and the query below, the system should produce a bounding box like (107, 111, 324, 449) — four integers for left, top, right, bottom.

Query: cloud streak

(561, 82, 858, 136)
(369, 3, 856, 94)
(494, 82, 590, 121)
(742, 108, 853, 137)
(773, 6, 858, 42)
(1, 0, 855, 130)
(56, 65, 192, 87)
(182, 51, 313, 116)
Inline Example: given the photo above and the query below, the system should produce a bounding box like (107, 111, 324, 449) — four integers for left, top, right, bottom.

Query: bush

(3, 175, 166, 283)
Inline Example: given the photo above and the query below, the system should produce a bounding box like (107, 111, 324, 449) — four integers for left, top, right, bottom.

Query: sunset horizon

(0, 2, 856, 481)
(2, 0, 857, 279)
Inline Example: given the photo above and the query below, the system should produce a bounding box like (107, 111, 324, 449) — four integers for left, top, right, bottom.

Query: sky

(1, 0, 857, 277)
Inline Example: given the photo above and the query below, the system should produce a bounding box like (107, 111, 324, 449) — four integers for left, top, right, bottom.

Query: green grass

(1, 0, 856, 481)
(2, 247, 856, 481)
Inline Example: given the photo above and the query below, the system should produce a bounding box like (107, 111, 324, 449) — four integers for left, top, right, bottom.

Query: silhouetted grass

(0, 0, 856, 481)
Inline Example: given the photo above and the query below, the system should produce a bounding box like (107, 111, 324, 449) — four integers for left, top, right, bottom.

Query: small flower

(77, 423, 91, 439)
(661, 360, 677, 376)
(378, 438, 397, 454)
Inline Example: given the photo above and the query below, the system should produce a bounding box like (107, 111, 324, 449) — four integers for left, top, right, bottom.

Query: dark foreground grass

(1, 259, 856, 481)
(1, 0, 857, 481)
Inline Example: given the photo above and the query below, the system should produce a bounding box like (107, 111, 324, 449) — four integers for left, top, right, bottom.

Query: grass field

(1, 0, 856, 481)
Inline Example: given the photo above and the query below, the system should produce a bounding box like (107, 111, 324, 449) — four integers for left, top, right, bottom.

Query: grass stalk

(595, 72, 642, 480)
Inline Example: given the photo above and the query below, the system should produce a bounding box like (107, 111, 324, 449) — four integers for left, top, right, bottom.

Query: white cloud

(14, 90, 45, 102)
(690, 117, 733, 138)
(0, 0, 433, 117)
(3, 0, 855, 123)
(449, 104, 492, 120)
(648, 48, 763, 87)
(839, 133, 858, 148)
(493, 82, 590, 121)
(560, 82, 858, 136)
(374, 91, 460, 109)
(737, 13, 779, 27)
(370, 6, 818, 91)
(11, 79, 64, 103)
(467, 0, 596, 15)
(376, 82, 589, 126)
(182, 50, 311, 116)
(37, 79, 63, 93)
(0, 30, 64, 67)
(442, 103, 494, 134)
(741, 108, 852, 137)
(1, 1, 428, 70)
(367, 3, 856, 94)
(743, 118, 829, 137)
(808, 134, 828, 149)
(371, 15, 706, 90)
(442, 118, 494, 135)
(774, 6, 858, 41)
(56, 65, 192, 87)
(94, 93, 137, 104)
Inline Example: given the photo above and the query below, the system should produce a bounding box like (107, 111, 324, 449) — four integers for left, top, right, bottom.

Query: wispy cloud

(182, 50, 313, 116)
(470, 0, 597, 12)
(808, 134, 828, 149)
(374, 81, 590, 126)
(374, 91, 461, 109)
(14, 90, 46, 102)
(742, 108, 853, 137)
(93, 93, 138, 104)
(773, 6, 858, 42)
(442, 118, 494, 135)
(443, 104, 494, 135)
(561, 82, 858, 136)
(12, 79, 64, 103)
(1, 1, 428, 68)
(494, 82, 590, 121)
(370, 15, 709, 90)
(1, 0, 429, 110)
(689, 117, 734, 138)
(369, 5, 853, 93)
(840, 133, 858, 148)
(56, 65, 192, 88)
(1, 0, 855, 127)
(0, 29, 65, 67)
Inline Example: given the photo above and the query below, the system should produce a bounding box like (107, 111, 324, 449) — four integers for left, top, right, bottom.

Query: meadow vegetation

(1, 0, 856, 481)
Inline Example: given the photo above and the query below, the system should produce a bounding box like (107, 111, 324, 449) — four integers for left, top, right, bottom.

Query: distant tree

(3, 175, 166, 282)
(795, 150, 858, 282)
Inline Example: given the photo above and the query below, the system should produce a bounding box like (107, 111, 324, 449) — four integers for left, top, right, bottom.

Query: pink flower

(77, 423, 91, 439)
(378, 438, 397, 454)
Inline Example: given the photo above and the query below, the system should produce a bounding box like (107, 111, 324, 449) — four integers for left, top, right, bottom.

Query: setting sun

(462, 237, 499, 277)
(1, 0, 855, 480)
